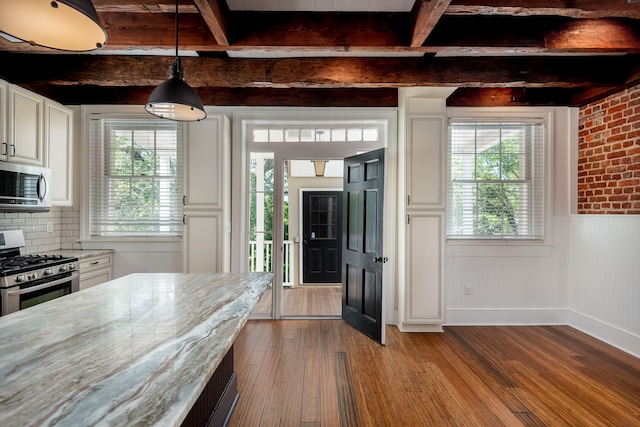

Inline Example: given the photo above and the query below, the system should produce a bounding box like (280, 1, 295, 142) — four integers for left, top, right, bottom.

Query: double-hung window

(89, 118, 183, 238)
(447, 118, 545, 240)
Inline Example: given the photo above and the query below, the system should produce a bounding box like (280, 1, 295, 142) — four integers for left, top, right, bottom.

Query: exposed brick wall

(578, 84, 640, 214)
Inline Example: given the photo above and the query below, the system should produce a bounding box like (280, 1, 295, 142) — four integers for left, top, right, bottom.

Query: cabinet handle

(11, 143, 16, 157)
(2, 142, 6, 156)
(90, 261, 99, 265)
(407, 214, 410, 225)
(183, 215, 186, 225)
(407, 195, 411, 205)
(183, 195, 186, 205)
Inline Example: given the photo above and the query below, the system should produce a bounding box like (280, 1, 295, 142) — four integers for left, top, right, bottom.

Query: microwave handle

(37, 173, 49, 201)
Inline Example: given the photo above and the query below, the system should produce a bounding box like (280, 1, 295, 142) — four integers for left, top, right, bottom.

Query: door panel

(302, 191, 343, 283)
(342, 148, 385, 344)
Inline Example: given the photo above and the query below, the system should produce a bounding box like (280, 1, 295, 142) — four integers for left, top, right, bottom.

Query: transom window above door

(249, 125, 383, 143)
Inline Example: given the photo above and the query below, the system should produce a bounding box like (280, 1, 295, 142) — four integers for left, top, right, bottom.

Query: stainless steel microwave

(0, 162, 51, 212)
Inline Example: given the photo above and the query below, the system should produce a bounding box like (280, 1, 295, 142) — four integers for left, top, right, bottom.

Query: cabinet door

(0, 81, 6, 159)
(183, 115, 230, 209)
(45, 100, 73, 206)
(183, 211, 227, 273)
(406, 115, 444, 209)
(403, 212, 444, 325)
(79, 268, 112, 291)
(7, 86, 45, 166)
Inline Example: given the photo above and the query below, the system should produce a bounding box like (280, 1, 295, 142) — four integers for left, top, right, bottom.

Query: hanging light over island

(0, 0, 107, 52)
(145, 0, 206, 122)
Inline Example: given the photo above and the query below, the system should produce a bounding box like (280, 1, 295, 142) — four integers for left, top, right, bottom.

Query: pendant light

(145, 0, 206, 122)
(0, 0, 107, 51)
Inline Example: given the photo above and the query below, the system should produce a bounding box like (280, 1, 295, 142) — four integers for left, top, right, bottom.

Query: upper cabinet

(45, 100, 73, 206)
(5, 85, 45, 166)
(405, 115, 445, 210)
(183, 114, 231, 210)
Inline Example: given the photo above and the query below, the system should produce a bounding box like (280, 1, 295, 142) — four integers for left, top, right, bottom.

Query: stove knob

(59, 265, 68, 272)
(68, 263, 76, 271)
(43, 268, 53, 276)
(28, 272, 37, 280)
(15, 274, 25, 283)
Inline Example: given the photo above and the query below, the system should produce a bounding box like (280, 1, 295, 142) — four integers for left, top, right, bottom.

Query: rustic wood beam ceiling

(0, 0, 638, 107)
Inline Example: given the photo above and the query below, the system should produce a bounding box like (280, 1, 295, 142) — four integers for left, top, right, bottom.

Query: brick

(608, 150, 627, 159)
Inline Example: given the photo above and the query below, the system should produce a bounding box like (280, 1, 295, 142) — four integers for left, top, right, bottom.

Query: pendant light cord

(175, 0, 179, 59)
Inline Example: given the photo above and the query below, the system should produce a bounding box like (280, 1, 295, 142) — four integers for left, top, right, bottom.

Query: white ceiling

(225, 0, 416, 12)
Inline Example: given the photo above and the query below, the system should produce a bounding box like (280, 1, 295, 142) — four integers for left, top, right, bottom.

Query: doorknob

(373, 256, 388, 263)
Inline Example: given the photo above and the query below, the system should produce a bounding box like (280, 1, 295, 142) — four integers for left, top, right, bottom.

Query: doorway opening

(235, 111, 396, 323)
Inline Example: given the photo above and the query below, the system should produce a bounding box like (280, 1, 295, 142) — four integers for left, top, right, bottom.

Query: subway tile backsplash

(0, 207, 81, 254)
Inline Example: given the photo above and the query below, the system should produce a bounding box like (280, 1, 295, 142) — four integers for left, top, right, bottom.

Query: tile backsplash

(0, 207, 81, 254)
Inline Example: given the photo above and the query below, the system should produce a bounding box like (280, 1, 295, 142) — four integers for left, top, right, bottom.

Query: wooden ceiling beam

(446, 87, 579, 106)
(0, 54, 632, 89)
(411, 0, 452, 48)
(446, 0, 640, 19)
(193, 0, 229, 46)
(1, 12, 638, 54)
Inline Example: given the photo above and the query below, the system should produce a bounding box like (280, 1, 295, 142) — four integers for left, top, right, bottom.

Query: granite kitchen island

(0, 272, 273, 427)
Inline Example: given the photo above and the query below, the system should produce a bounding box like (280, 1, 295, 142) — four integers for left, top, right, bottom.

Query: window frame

(80, 108, 184, 243)
(446, 108, 552, 244)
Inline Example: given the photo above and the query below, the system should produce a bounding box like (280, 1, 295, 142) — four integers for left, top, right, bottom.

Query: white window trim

(445, 107, 554, 249)
(79, 105, 183, 249)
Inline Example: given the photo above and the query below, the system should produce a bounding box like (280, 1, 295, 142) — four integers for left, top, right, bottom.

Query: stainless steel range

(0, 230, 79, 316)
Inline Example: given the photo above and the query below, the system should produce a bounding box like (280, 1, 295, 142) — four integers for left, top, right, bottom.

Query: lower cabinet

(399, 212, 445, 331)
(183, 211, 226, 273)
(79, 254, 113, 291)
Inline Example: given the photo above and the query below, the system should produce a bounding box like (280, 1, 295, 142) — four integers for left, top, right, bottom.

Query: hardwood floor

(254, 286, 342, 317)
(228, 320, 640, 427)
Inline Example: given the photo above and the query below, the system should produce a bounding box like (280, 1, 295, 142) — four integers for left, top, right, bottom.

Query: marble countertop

(0, 272, 273, 427)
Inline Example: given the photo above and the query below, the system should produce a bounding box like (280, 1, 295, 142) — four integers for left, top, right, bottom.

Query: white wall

(444, 107, 574, 326)
(568, 215, 640, 357)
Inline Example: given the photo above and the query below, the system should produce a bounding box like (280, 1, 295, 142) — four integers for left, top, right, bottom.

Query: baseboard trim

(568, 311, 640, 359)
(444, 308, 569, 326)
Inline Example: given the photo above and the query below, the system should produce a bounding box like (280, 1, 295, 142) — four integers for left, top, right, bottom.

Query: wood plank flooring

(254, 286, 342, 317)
(228, 320, 640, 427)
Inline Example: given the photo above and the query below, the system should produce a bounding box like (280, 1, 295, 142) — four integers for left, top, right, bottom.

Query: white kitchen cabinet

(399, 114, 446, 331)
(183, 211, 225, 273)
(183, 113, 231, 273)
(79, 254, 113, 291)
(405, 115, 445, 209)
(399, 212, 445, 331)
(183, 114, 230, 210)
(45, 100, 73, 206)
(0, 81, 6, 156)
(5, 85, 45, 166)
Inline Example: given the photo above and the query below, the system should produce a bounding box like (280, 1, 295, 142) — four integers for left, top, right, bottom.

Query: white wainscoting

(445, 217, 571, 325)
(568, 215, 640, 357)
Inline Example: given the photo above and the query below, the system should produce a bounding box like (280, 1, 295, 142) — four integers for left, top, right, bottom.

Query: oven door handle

(7, 274, 79, 296)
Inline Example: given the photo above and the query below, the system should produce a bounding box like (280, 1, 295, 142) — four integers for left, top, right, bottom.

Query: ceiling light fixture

(145, 0, 206, 122)
(0, 0, 107, 51)
(312, 160, 327, 177)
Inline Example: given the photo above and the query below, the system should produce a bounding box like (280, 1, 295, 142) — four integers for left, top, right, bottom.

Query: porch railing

(249, 240, 294, 286)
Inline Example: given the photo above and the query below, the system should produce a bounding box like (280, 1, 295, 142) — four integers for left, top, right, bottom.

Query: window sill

(80, 238, 182, 253)
(446, 242, 553, 257)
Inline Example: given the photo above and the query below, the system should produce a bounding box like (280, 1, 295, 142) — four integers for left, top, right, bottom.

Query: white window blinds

(89, 118, 183, 237)
(447, 119, 545, 240)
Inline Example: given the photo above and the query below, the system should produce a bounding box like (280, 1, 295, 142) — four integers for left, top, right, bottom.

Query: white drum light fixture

(145, 0, 206, 122)
(0, 0, 107, 51)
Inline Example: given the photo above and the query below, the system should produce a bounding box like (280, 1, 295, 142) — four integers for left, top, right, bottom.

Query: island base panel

(182, 346, 238, 427)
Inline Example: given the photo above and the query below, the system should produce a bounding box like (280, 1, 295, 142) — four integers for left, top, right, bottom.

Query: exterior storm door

(302, 190, 343, 283)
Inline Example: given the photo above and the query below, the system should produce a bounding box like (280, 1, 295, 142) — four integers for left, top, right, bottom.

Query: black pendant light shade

(145, 0, 206, 122)
(145, 58, 206, 122)
(0, 0, 107, 51)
